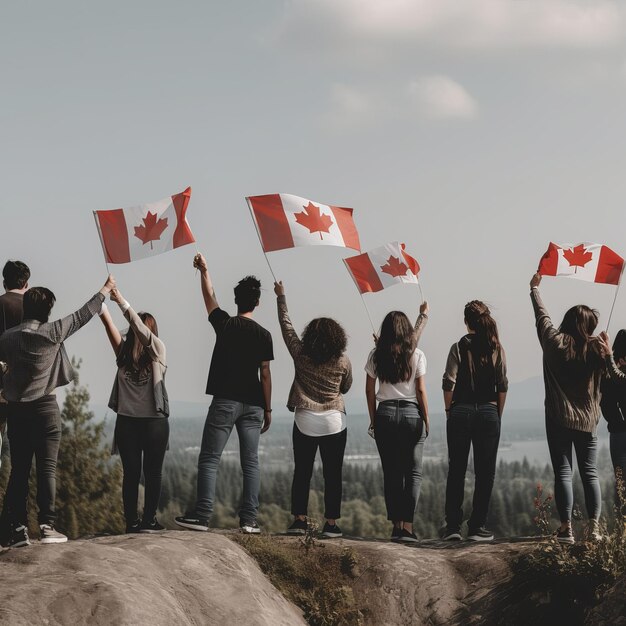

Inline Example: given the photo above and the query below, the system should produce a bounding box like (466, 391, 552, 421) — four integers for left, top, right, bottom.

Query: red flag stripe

(329, 206, 361, 252)
(400, 244, 420, 275)
(95, 209, 131, 264)
(248, 195, 295, 252)
(172, 186, 195, 249)
(596, 246, 624, 285)
(537, 242, 559, 276)
(344, 253, 384, 294)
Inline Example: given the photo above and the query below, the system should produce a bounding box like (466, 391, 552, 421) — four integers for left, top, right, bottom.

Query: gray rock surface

(0, 531, 305, 626)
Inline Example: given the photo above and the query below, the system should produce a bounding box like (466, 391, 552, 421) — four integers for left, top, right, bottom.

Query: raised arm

(274, 281, 302, 358)
(50, 275, 115, 343)
(530, 273, 561, 350)
(98, 303, 123, 355)
(110, 289, 166, 363)
(414, 301, 429, 345)
(194, 253, 219, 316)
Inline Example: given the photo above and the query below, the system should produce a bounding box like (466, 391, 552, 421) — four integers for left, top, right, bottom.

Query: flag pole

(246, 198, 277, 282)
(93, 212, 111, 276)
(606, 282, 622, 333)
(359, 293, 377, 335)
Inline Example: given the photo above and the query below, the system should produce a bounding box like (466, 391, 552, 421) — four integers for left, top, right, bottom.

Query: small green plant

(299, 518, 320, 554)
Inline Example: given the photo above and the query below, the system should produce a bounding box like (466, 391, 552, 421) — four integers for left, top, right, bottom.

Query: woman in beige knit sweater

(274, 281, 352, 539)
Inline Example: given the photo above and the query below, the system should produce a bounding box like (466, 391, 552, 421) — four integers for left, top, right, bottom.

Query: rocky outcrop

(0, 531, 305, 626)
(586, 573, 626, 626)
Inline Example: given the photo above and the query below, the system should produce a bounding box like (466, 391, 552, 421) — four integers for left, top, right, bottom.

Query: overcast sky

(2, 0, 626, 415)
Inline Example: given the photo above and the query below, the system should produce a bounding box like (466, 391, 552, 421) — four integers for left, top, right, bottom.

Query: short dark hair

(23, 287, 56, 323)
(234, 276, 261, 314)
(3, 260, 30, 290)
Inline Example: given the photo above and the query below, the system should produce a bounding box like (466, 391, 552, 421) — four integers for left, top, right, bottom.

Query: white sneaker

(40, 524, 68, 544)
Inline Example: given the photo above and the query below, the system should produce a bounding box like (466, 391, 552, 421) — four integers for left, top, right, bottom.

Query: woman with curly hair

(365, 304, 430, 543)
(441, 300, 507, 542)
(274, 281, 352, 538)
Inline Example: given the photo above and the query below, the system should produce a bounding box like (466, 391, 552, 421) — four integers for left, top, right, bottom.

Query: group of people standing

(0, 257, 625, 549)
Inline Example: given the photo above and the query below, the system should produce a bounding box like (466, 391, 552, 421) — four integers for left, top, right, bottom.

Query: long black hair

(464, 301, 501, 365)
(612, 329, 626, 362)
(559, 305, 599, 360)
(116, 312, 158, 371)
(373, 311, 416, 384)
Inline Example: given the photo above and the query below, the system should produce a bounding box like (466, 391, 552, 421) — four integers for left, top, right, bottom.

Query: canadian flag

(538, 242, 624, 285)
(344, 242, 420, 294)
(94, 188, 195, 264)
(246, 193, 361, 253)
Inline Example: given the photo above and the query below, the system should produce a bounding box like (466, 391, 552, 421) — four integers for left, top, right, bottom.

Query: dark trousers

(546, 420, 601, 522)
(291, 424, 347, 520)
(115, 415, 169, 523)
(445, 403, 501, 532)
(610, 432, 626, 513)
(374, 400, 425, 522)
(5, 395, 62, 526)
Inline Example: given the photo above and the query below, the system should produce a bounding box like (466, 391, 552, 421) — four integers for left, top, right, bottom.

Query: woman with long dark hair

(530, 273, 607, 543)
(274, 281, 352, 538)
(440, 301, 507, 542)
(600, 330, 626, 507)
(365, 303, 429, 543)
(99, 288, 169, 534)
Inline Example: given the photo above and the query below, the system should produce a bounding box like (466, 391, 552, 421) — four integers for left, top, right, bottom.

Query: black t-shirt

(0, 292, 23, 336)
(206, 308, 274, 408)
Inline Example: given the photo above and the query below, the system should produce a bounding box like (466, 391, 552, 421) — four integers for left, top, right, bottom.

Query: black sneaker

(5, 524, 30, 548)
(397, 528, 418, 543)
(175, 515, 209, 532)
(40, 524, 68, 544)
(441, 527, 462, 541)
(287, 519, 308, 535)
(467, 527, 494, 542)
(240, 520, 262, 534)
(391, 526, 402, 541)
(140, 518, 165, 533)
(126, 519, 141, 534)
(555, 527, 575, 544)
(321, 522, 342, 538)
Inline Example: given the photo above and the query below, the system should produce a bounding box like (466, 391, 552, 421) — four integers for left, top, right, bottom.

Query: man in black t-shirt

(176, 253, 273, 534)
(0, 261, 30, 466)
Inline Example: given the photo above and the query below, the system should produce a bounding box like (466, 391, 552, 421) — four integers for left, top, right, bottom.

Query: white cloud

(278, 0, 625, 51)
(408, 76, 478, 119)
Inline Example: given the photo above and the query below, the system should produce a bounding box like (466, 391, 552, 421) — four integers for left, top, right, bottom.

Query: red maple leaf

(134, 212, 169, 250)
(294, 202, 334, 239)
(563, 244, 593, 273)
(380, 255, 410, 278)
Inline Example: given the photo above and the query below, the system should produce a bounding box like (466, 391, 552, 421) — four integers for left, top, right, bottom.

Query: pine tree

(54, 360, 125, 538)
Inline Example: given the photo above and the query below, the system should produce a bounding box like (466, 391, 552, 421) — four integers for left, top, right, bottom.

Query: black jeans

(6, 395, 62, 526)
(115, 415, 169, 523)
(445, 403, 501, 532)
(291, 424, 347, 519)
(374, 400, 426, 522)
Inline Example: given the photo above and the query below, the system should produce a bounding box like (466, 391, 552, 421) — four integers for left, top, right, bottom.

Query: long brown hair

(373, 311, 416, 384)
(464, 301, 500, 365)
(559, 305, 599, 360)
(116, 312, 158, 371)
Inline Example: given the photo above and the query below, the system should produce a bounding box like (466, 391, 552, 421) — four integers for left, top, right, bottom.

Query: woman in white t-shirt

(365, 310, 429, 543)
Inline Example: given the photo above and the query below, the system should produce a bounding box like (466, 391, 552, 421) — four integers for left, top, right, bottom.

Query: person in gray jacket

(98, 288, 169, 534)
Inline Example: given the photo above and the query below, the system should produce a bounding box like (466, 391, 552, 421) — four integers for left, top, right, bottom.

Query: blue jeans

(195, 398, 263, 523)
(374, 400, 426, 522)
(546, 420, 601, 522)
(445, 403, 501, 531)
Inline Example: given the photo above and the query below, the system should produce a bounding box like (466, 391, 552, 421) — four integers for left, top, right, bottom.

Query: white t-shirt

(365, 348, 427, 402)
(294, 408, 346, 437)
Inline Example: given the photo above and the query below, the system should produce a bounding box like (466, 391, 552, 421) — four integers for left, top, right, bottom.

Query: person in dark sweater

(0, 261, 31, 468)
(176, 254, 273, 534)
(274, 281, 352, 539)
(600, 330, 626, 510)
(440, 301, 508, 542)
(530, 273, 609, 543)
